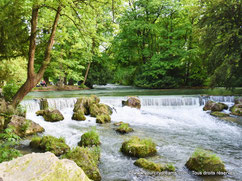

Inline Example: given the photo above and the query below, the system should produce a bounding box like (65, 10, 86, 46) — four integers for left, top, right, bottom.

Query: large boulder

(8, 115, 44, 137)
(230, 104, 242, 116)
(0, 152, 91, 181)
(203, 101, 228, 111)
(122, 96, 141, 109)
(134, 158, 175, 172)
(121, 137, 157, 158)
(36, 109, 64, 122)
(90, 103, 111, 117)
(78, 130, 101, 147)
(30, 135, 70, 156)
(185, 149, 226, 174)
(62, 147, 101, 181)
(115, 123, 133, 134)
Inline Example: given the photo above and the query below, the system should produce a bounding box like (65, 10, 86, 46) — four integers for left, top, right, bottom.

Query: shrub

(0, 127, 22, 163)
(2, 80, 21, 102)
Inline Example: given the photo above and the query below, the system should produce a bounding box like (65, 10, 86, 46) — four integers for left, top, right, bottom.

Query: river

(21, 85, 242, 181)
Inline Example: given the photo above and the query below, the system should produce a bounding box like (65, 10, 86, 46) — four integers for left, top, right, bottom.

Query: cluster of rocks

(203, 97, 242, 122)
(73, 95, 112, 124)
(0, 98, 44, 137)
(36, 98, 64, 122)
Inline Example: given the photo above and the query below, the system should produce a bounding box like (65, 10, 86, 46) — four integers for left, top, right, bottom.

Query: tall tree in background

(200, 0, 242, 88)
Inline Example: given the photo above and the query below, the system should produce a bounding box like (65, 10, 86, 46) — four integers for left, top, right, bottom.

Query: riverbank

(32, 85, 90, 92)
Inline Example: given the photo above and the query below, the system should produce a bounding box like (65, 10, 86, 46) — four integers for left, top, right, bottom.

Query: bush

(0, 127, 22, 163)
(3, 81, 21, 102)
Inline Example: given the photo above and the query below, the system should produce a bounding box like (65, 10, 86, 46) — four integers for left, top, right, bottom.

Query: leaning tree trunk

(82, 62, 91, 86)
(11, 6, 61, 108)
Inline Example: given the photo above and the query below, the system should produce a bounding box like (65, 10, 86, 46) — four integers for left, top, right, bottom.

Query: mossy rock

(78, 130, 101, 147)
(185, 149, 226, 173)
(90, 103, 111, 117)
(210, 112, 229, 117)
(7, 115, 44, 137)
(134, 158, 175, 172)
(230, 104, 242, 116)
(122, 96, 141, 109)
(203, 101, 228, 111)
(40, 98, 49, 110)
(72, 110, 86, 121)
(121, 137, 157, 158)
(61, 146, 101, 181)
(30, 135, 70, 156)
(96, 114, 111, 124)
(116, 123, 133, 134)
(36, 109, 64, 122)
(73, 95, 100, 115)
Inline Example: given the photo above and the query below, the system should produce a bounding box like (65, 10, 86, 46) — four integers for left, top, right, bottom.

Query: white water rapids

(21, 96, 242, 181)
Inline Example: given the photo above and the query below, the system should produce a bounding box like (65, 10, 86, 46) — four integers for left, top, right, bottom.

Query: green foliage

(199, 0, 242, 88)
(2, 81, 21, 102)
(116, 123, 133, 134)
(0, 127, 22, 163)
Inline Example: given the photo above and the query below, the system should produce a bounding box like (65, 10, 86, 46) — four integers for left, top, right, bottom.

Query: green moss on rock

(30, 135, 70, 156)
(72, 110, 86, 121)
(210, 112, 229, 117)
(61, 146, 101, 181)
(96, 114, 111, 124)
(134, 158, 175, 172)
(230, 104, 242, 116)
(185, 149, 226, 173)
(122, 97, 141, 109)
(78, 129, 101, 147)
(116, 123, 133, 134)
(90, 103, 111, 117)
(121, 136, 157, 158)
(36, 109, 64, 122)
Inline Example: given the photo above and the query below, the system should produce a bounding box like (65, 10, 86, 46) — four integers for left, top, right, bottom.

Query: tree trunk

(82, 62, 91, 85)
(11, 6, 61, 107)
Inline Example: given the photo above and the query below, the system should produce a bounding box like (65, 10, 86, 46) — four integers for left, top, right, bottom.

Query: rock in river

(0, 152, 90, 181)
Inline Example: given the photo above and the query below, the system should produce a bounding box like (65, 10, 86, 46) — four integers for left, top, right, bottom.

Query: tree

(199, 0, 242, 88)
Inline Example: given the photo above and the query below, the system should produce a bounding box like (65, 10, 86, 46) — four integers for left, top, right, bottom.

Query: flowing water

(21, 85, 242, 181)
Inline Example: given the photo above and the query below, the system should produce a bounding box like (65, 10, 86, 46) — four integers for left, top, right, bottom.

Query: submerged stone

(62, 146, 101, 181)
(121, 136, 157, 158)
(185, 149, 226, 174)
(134, 158, 175, 172)
(122, 96, 141, 109)
(116, 123, 133, 134)
(0, 152, 90, 181)
(96, 114, 111, 124)
(30, 135, 70, 156)
(210, 112, 229, 117)
(8, 115, 44, 137)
